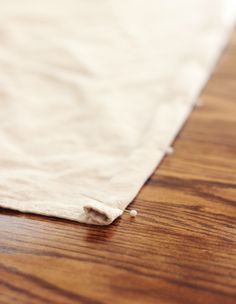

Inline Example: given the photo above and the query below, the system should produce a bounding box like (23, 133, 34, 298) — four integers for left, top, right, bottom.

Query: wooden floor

(1, 31, 236, 304)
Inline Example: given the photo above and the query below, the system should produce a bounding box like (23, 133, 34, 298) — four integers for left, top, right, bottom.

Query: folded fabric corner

(84, 200, 123, 225)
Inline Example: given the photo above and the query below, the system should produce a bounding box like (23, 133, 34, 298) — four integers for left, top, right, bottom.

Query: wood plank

(0, 30, 236, 304)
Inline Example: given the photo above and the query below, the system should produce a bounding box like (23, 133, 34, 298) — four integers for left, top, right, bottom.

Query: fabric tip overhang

(84, 202, 123, 225)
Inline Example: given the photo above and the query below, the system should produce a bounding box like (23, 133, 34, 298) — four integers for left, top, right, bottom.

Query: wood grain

(0, 31, 236, 304)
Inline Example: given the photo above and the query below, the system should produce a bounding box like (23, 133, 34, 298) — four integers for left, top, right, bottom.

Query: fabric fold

(84, 201, 123, 225)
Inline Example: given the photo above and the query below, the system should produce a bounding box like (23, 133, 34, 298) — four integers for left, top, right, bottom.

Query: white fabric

(0, 0, 235, 225)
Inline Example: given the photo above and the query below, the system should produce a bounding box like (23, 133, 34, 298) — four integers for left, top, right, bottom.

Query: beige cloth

(0, 0, 235, 225)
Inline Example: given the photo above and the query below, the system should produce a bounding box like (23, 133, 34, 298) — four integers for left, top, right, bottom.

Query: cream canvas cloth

(0, 0, 235, 225)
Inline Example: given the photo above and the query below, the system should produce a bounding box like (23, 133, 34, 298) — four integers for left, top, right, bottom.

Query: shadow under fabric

(0, 0, 235, 225)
